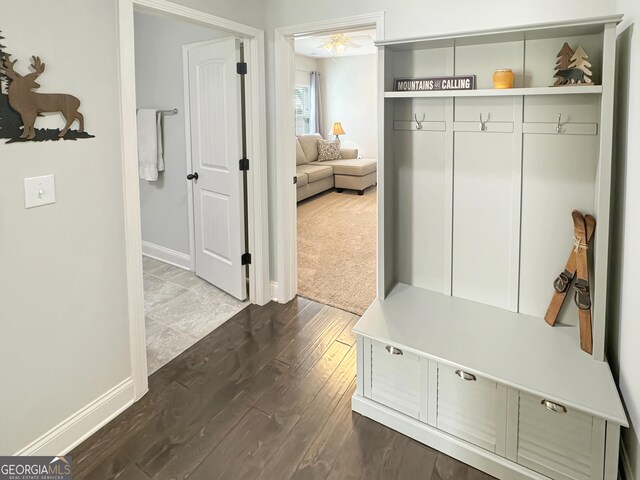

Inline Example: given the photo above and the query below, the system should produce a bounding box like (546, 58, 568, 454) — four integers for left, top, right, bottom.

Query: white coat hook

(479, 113, 489, 131)
(414, 113, 426, 130)
(554, 113, 563, 133)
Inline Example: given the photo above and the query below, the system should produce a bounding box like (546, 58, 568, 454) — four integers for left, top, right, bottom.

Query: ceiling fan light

(313, 32, 364, 55)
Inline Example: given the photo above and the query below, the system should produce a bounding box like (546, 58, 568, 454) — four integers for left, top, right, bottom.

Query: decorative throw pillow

(317, 138, 342, 161)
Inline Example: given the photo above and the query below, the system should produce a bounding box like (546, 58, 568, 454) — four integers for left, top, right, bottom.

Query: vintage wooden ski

(544, 213, 596, 326)
(572, 210, 593, 354)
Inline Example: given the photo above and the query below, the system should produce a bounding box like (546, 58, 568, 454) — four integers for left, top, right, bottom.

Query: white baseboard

(270, 281, 279, 301)
(142, 241, 191, 270)
(15, 378, 135, 456)
(622, 438, 637, 480)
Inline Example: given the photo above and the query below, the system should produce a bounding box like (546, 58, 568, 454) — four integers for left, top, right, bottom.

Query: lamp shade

(330, 122, 346, 136)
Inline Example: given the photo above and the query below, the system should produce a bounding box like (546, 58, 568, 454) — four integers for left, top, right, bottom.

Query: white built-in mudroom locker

(352, 15, 627, 480)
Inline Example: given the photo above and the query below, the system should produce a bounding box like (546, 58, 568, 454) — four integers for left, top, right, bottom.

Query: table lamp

(330, 121, 345, 140)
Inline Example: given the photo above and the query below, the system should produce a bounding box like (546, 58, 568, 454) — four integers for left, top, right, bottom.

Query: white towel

(137, 109, 165, 181)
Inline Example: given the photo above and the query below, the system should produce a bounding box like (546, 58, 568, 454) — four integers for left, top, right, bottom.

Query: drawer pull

(385, 345, 403, 355)
(455, 369, 476, 381)
(541, 399, 567, 414)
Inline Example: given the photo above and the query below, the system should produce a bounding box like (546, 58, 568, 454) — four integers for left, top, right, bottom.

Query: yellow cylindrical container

(493, 69, 515, 89)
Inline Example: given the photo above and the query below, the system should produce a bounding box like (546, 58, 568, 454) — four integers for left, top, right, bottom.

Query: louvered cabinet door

(436, 363, 507, 454)
(516, 393, 605, 480)
(364, 339, 424, 420)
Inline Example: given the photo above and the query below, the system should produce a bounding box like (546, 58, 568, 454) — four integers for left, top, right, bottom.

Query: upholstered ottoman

(315, 158, 377, 195)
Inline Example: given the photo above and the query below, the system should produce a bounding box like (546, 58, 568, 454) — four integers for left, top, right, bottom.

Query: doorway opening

(275, 14, 384, 315)
(134, 11, 250, 374)
(294, 29, 378, 315)
(118, 0, 270, 397)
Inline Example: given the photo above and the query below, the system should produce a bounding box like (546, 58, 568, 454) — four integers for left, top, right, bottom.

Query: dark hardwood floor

(71, 297, 494, 480)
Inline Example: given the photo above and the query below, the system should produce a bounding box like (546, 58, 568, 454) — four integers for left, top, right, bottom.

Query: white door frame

(117, 0, 270, 400)
(274, 13, 385, 304)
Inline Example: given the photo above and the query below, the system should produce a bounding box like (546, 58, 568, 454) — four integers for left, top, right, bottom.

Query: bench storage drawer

(436, 363, 507, 455)
(364, 339, 425, 420)
(516, 392, 605, 480)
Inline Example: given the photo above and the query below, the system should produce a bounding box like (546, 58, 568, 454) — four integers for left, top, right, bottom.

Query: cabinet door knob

(541, 399, 567, 413)
(455, 369, 477, 381)
(385, 345, 403, 355)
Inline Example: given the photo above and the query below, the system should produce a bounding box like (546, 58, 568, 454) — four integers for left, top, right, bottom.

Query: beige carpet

(297, 187, 377, 315)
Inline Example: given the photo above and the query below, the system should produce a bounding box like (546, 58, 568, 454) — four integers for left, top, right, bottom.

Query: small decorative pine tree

(0, 30, 8, 95)
(569, 45, 593, 84)
(0, 29, 22, 140)
(553, 42, 575, 86)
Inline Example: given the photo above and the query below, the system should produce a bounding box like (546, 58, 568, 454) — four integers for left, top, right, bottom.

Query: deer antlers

(0, 55, 45, 80)
(1, 54, 20, 80)
(29, 56, 45, 76)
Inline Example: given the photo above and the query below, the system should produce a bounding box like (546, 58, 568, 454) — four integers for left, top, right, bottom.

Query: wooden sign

(394, 75, 476, 92)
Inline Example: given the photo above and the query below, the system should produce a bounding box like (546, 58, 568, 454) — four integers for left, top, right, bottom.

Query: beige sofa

(296, 133, 377, 202)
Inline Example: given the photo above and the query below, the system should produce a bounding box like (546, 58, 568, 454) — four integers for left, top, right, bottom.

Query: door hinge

(241, 253, 252, 265)
(237, 62, 248, 75)
(239, 158, 250, 171)
(293, 176, 297, 184)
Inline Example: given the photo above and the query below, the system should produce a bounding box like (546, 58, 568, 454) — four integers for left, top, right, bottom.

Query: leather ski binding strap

(553, 269, 574, 293)
(574, 278, 591, 310)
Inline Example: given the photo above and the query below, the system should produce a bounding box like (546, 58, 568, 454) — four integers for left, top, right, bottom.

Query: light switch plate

(24, 175, 56, 209)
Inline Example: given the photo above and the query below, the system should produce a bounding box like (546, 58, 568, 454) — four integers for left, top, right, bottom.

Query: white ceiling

(295, 29, 377, 58)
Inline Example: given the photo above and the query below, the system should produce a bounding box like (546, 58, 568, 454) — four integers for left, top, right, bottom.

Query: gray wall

(0, 0, 267, 456)
(134, 12, 226, 256)
(0, 0, 130, 454)
(267, 0, 616, 39)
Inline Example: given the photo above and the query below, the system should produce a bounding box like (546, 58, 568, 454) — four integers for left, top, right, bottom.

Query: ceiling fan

(316, 33, 368, 55)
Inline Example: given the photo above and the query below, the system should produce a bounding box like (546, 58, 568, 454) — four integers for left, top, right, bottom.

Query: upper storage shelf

(378, 15, 622, 92)
(376, 15, 623, 51)
(384, 85, 603, 98)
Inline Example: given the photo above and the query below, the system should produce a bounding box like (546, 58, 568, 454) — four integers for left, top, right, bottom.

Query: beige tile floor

(142, 256, 249, 375)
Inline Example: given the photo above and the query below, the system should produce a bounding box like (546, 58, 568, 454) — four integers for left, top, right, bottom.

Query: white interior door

(188, 37, 247, 300)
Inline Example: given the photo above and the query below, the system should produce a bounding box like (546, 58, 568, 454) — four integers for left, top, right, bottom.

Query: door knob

(187, 172, 199, 181)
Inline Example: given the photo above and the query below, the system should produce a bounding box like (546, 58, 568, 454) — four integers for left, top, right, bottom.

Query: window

(294, 85, 311, 135)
